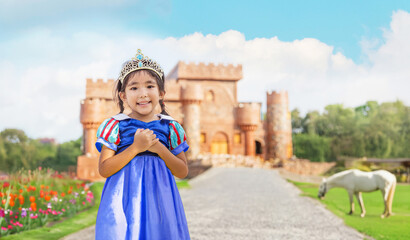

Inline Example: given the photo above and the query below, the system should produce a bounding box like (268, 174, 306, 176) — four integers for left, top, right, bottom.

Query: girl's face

(120, 71, 165, 122)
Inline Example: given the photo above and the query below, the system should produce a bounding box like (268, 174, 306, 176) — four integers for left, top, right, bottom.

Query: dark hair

(113, 69, 169, 115)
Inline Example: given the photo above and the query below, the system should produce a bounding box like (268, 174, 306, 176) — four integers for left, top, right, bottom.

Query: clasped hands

(131, 128, 162, 154)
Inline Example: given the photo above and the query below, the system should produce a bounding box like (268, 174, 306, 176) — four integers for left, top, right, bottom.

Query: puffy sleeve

(168, 120, 189, 156)
(95, 118, 120, 152)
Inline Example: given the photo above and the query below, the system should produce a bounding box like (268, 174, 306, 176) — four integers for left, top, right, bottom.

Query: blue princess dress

(94, 113, 190, 240)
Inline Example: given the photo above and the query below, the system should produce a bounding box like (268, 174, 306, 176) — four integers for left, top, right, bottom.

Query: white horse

(317, 169, 396, 218)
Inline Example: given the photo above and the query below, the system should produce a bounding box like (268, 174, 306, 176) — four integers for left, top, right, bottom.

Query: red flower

(2, 182, 10, 188)
(30, 202, 37, 211)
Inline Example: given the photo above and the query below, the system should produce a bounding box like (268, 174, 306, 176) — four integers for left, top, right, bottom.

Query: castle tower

(236, 102, 261, 156)
(266, 91, 293, 160)
(77, 78, 117, 181)
(181, 84, 203, 160)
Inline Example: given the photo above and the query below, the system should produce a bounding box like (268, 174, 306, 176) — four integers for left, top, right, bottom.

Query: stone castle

(77, 62, 293, 181)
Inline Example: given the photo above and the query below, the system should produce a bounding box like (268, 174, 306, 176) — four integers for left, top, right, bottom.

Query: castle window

(206, 90, 215, 102)
(200, 133, 206, 143)
(234, 133, 241, 144)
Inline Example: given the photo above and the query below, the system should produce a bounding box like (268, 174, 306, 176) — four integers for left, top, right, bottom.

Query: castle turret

(236, 102, 261, 156)
(77, 78, 117, 181)
(266, 91, 293, 160)
(181, 84, 203, 160)
(80, 98, 106, 155)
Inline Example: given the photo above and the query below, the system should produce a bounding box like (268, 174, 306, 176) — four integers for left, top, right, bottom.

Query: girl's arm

(149, 143, 188, 179)
(98, 129, 158, 178)
(99, 145, 139, 178)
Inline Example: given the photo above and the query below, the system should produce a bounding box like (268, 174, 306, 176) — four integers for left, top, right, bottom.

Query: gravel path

(61, 167, 367, 240)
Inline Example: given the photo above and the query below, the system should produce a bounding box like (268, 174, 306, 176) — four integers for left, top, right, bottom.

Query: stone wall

(197, 153, 273, 169)
(194, 154, 335, 176)
(282, 159, 336, 176)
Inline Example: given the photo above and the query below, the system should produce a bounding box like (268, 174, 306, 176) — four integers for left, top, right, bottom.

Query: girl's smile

(137, 101, 151, 106)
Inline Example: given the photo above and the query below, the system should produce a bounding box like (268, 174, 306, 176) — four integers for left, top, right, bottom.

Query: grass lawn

(291, 181, 410, 240)
(3, 179, 190, 240)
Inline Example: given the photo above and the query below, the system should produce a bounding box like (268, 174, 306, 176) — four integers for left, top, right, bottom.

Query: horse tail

(386, 177, 397, 215)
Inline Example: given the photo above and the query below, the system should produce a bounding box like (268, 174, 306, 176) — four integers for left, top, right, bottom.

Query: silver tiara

(118, 49, 164, 83)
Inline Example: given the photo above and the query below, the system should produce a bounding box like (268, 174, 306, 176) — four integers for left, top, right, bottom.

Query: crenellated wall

(85, 78, 115, 100)
(167, 61, 242, 81)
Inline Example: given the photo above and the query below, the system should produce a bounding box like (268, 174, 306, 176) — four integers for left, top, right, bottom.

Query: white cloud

(1, 11, 410, 142)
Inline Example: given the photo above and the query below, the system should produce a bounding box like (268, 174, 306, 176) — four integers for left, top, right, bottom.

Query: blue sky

(1, 0, 410, 142)
(2, 0, 410, 62)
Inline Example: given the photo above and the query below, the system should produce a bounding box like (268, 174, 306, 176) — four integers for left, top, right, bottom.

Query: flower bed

(0, 167, 95, 237)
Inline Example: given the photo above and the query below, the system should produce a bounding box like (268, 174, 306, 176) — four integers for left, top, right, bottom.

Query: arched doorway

(255, 140, 262, 155)
(211, 132, 228, 154)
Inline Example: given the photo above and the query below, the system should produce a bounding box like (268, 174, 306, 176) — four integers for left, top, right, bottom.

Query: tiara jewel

(118, 49, 164, 83)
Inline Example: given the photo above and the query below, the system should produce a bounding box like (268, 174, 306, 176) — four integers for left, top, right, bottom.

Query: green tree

(293, 134, 331, 162)
(362, 100, 409, 158)
(55, 137, 82, 171)
(400, 104, 410, 157)
(0, 128, 82, 173)
(30, 139, 58, 168)
(0, 129, 31, 171)
(0, 137, 7, 170)
(302, 110, 321, 134)
(318, 104, 356, 137)
(291, 108, 303, 133)
(294, 100, 409, 160)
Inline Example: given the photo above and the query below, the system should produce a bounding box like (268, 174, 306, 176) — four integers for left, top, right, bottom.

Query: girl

(94, 49, 190, 240)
